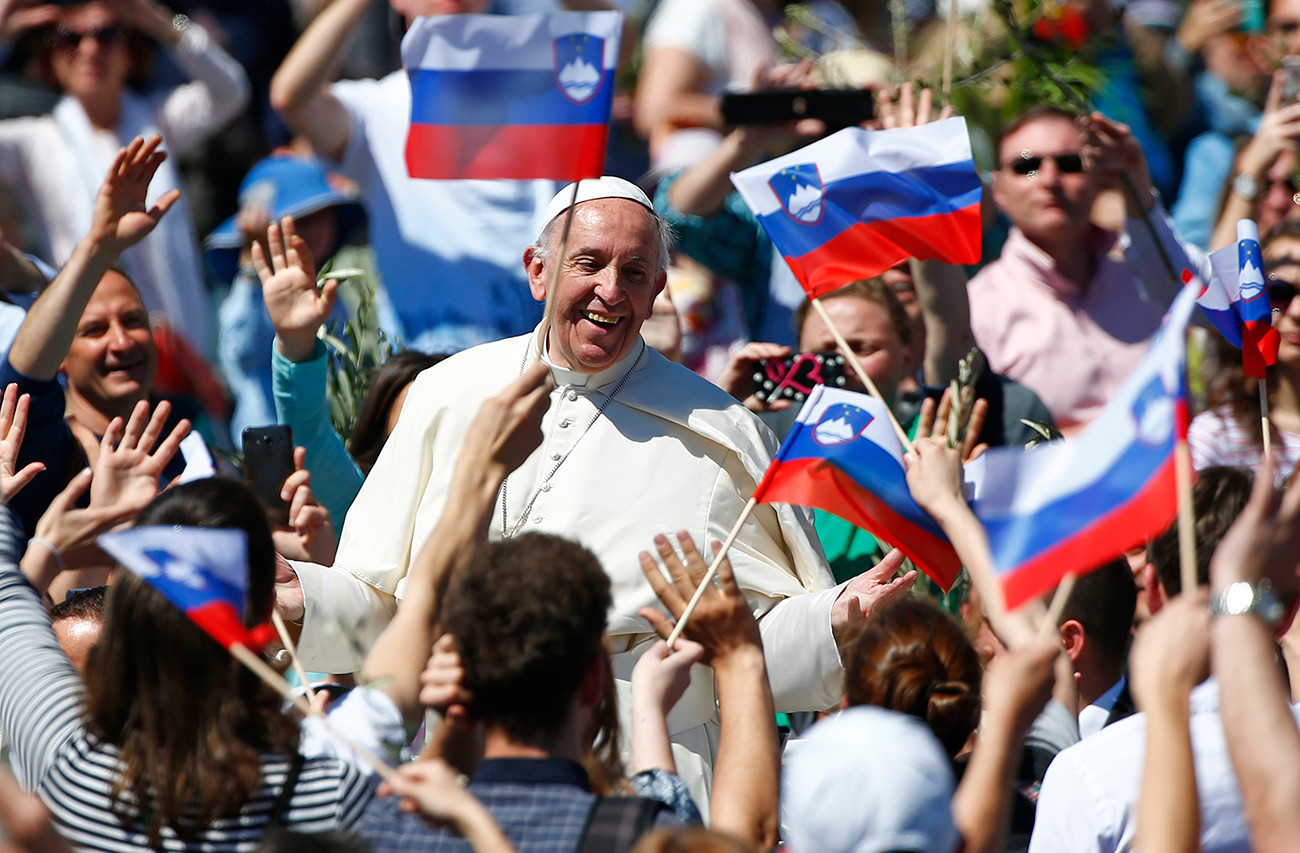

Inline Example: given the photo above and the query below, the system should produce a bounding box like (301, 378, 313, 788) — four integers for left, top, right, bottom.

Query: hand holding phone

(242, 425, 294, 526)
(753, 351, 848, 404)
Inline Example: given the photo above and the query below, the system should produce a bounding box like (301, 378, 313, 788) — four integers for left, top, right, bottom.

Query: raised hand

(876, 82, 953, 131)
(1210, 456, 1300, 597)
(903, 435, 968, 518)
(638, 531, 762, 661)
(914, 387, 990, 463)
(632, 638, 706, 716)
(717, 342, 794, 412)
(0, 384, 45, 505)
(1130, 591, 1210, 713)
(270, 446, 337, 564)
(830, 548, 917, 652)
(88, 135, 181, 255)
(419, 633, 472, 713)
(89, 399, 190, 512)
(1081, 112, 1154, 205)
(253, 215, 338, 362)
(0, 0, 60, 42)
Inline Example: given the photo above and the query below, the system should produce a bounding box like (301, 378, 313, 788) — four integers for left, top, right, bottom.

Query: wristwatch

(1209, 580, 1286, 628)
(1231, 172, 1261, 202)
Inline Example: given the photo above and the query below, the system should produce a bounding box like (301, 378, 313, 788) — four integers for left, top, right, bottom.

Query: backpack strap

(267, 751, 306, 826)
(578, 797, 669, 853)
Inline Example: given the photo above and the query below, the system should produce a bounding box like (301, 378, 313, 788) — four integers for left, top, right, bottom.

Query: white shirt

(1030, 679, 1300, 853)
(1077, 676, 1126, 740)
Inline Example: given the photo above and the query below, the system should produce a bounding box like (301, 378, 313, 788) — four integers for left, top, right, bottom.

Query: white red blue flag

(1196, 220, 1280, 378)
(729, 118, 982, 298)
(401, 12, 621, 181)
(753, 386, 962, 590)
(99, 526, 275, 651)
(970, 283, 1197, 610)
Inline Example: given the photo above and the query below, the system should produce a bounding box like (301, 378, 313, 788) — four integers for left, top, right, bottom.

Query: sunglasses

(51, 25, 125, 52)
(1004, 153, 1085, 176)
(1269, 278, 1300, 305)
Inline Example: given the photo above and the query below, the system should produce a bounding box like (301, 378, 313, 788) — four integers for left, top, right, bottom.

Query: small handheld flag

(971, 283, 1198, 609)
(401, 12, 622, 181)
(1237, 220, 1280, 379)
(99, 526, 275, 652)
(730, 118, 982, 298)
(753, 386, 963, 590)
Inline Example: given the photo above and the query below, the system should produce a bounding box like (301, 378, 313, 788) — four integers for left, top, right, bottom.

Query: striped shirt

(0, 507, 374, 851)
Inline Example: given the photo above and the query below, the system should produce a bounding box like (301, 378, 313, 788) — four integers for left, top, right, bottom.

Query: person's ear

(524, 246, 547, 302)
(1143, 562, 1167, 615)
(1060, 618, 1085, 663)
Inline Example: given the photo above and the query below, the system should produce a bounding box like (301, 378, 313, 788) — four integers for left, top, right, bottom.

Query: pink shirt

(968, 222, 1179, 435)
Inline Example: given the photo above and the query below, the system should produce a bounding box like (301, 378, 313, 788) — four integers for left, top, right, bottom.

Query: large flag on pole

(99, 526, 276, 651)
(753, 386, 963, 590)
(729, 118, 982, 298)
(401, 12, 622, 181)
(970, 283, 1197, 610)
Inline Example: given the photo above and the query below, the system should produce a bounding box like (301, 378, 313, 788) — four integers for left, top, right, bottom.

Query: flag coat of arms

(401, 12, 621, 181)
(730, 118, 983, 299)
(753, 386, 962, 590)
(970, 284, 1197, 609)
(99, 526, 275, 651)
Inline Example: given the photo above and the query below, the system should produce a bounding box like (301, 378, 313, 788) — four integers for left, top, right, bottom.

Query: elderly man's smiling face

(526, 198, 667, 373)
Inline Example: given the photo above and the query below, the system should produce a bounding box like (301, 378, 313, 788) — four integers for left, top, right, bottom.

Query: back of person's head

(631, 827, 753, 853)
(1058, 559, 1136, 673)
(83, 478, 299, 844)
(783, 706, 960, 853)
(443, 533, 611, 744)
(845, 597, 982, 759)
(257, 828, 372, 853)
(348, 350, 446, 474)
(51, 586, 106, 674)
(1148, 466, 1254, 596)
(794, 279, 913, 350)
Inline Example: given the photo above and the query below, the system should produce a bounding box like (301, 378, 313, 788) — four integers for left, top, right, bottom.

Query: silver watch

(1232, 172, 1261, 202)
(1209, 580, 1286, 627)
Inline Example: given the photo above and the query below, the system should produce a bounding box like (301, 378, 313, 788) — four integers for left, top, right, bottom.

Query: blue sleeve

(0, 358, 80, 539)
(271, 342, 364, 527)
(1170, 133, 1235, 251)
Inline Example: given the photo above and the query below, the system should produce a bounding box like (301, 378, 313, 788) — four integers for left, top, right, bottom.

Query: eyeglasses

(1268, 275, 1300, 305)
(1003, 152, 1085, 176)
(51, 25, 125, 53)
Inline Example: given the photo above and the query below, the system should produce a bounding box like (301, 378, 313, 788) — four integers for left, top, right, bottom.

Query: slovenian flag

(99, 526, 276, 652)
(401, 12, 621, 181)
(753, 386, 962, 590)
(970, 283, 1197, 610)
(1196, 220, 1280, 378)
(729, 118, 982, 298)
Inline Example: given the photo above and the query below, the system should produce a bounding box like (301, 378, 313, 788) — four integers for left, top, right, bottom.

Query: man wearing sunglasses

(967, 105, 1189, 436)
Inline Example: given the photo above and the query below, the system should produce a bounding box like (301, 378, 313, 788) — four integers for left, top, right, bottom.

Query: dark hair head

(348, 350, 446, 474)
(83, 478, 298, 844)
(50, 585, 106, 624)
(1059, 559, 1136, 672)
(845, 597, 982, 759)
(443, 533, 611, 743)
(1148, 466, 1254, 596)
(995, 105, 1083, 165)
(794, 278, 912, 349)
(630, 828, 753, 853)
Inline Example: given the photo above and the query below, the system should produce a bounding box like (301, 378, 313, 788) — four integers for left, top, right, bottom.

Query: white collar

(534, 325, 646, 390)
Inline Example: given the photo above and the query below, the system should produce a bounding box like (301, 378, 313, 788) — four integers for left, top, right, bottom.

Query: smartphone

(721, 89, 875, 130)
(1285, 55, 1300, 101)
(242, 425, 294, 526)
(753, 351, 849, 404)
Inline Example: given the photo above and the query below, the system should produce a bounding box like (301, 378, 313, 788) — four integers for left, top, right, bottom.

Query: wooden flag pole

(942, 0, 958, 96)
(1038, 573, 1076, 641)
(1260, 381, 1273, 460)
(810, 297, 913, 450)
(666, 497, 758, 648)
(229, 643, 400, 784)
(271, 611, 315, 703)
(1174, 433, 1198, 595)
(538, 180, 584, 358)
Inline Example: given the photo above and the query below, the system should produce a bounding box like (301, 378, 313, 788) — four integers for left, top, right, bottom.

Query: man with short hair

(358, 532, 678, 853)
(1055, 560, 1138, 738)
(279, 177, 905, 804)
(969, 107, 1188, 435)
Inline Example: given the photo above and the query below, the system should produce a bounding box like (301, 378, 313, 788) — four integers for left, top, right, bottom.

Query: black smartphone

(753, 351, 848, 404)
(242, 425, 294, 526)
(721, 89, 875, 130)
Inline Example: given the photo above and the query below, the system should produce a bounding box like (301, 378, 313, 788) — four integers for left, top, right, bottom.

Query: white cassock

(292, 329, 846, 808)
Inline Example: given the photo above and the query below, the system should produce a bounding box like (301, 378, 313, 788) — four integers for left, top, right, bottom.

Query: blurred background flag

(730, 118, 982, 299)
(401, 11, 622, 181)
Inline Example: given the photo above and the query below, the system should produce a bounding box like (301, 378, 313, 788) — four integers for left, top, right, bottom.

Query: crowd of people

(4, 0, 1300, 851)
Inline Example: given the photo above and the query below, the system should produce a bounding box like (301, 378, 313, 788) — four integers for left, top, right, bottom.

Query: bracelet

(29, 538, 65, 574)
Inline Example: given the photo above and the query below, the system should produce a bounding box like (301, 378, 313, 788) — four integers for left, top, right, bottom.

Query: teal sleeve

(271, 341, 364, 526)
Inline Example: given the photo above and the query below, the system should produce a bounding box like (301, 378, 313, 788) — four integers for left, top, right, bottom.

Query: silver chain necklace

(499, 343, 645, 538)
